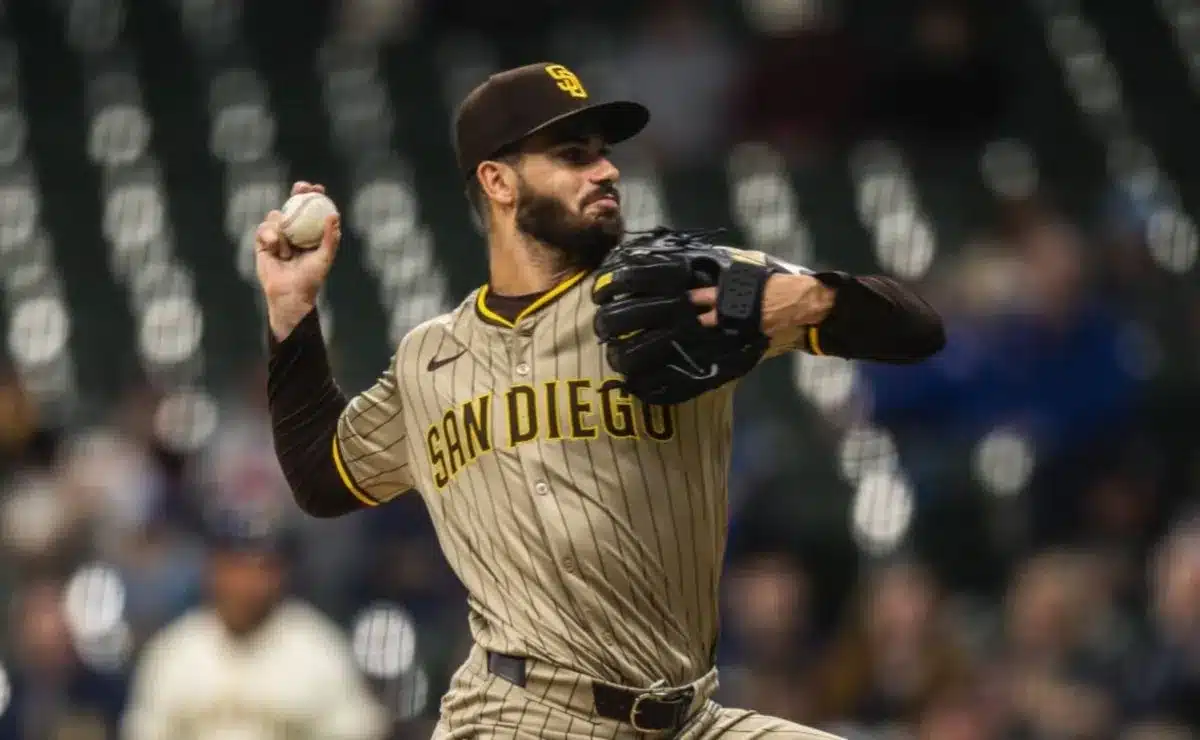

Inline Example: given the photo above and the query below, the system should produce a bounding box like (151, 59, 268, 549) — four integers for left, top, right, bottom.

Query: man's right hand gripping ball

(256, 181, 341, 342)
(591, 228, 784, 406)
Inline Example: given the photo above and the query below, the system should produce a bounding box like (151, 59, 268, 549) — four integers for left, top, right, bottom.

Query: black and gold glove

(591, 227, 790, 405)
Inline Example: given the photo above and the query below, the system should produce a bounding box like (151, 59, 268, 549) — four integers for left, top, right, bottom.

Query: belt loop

(487, 652, 527, 688)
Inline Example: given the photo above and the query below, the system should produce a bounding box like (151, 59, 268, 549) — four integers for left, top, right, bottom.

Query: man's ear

(477, 160, 518, 208)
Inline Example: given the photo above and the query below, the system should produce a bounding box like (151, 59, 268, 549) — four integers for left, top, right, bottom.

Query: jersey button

(562, 557, 576, 573)
(515, 362, 530, 376)
(533, 481, 549, 495)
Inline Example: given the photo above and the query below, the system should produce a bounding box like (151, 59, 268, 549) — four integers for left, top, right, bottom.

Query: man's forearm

(808, 271, 945, 361)
(267, 309, 370, 517)
(764, 272, 945, 362)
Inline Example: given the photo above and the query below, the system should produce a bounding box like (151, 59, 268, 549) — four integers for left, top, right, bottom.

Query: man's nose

(591, 157, 620, 184)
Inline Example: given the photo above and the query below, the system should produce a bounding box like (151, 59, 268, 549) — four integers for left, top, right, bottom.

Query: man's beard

(514, 178, 624, 271)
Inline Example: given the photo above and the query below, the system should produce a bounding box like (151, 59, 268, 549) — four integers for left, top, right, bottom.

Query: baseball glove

(591, 227, 790, 405)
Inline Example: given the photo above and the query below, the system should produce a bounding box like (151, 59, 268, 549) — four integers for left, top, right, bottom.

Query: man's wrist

(763, 273, 836, 338)
(795, 274, 837, 326)
(268, 299, 317, 343)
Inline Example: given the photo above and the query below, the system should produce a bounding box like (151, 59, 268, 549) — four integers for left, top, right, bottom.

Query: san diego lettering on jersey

(425, 377, 676, 489)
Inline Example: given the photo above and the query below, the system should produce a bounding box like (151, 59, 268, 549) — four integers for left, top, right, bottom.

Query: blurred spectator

(719, 553, 817, 721)
(109, 518, 205, 649)
(1124, 519, 1200, 728)
(616, 0, 739, 167)
(861, 209, 1146, 544)
(0, 469, 79, 574)
(915, 687, 1001, 740)
(57, 428, 204, 641)
(0, 369, 40, 467)
(199, 365, 369, 619)
(813, 560, 973, 729)
(998, 550, 1125, 740)
(732, 0, 863, 163)
(121, 517, 388, 740)
(337, 0, 421, 44)
(865, 0, 1007, 147)
(0, 578, 127, 740)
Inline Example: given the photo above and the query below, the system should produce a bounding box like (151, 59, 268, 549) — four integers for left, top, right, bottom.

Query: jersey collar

(475, 270, 589, 328)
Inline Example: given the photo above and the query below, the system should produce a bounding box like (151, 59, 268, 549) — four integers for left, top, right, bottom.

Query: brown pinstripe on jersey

(333, 268, 743, 688)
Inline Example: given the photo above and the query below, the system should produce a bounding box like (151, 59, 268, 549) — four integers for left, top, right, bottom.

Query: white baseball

(280, 192, 339, 250)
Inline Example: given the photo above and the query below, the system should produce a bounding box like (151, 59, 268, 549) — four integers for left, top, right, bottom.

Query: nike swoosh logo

(668, 341, 719, 380)
(427, 350, 467, 372)
(668, 362, 720, 380)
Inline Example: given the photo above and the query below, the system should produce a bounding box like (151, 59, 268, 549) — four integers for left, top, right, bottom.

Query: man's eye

(560, 147, 586, 163)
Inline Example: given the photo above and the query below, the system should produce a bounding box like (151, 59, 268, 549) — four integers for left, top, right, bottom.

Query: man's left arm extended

(691, 263, 945, 363)
(761, 270, 945, 362)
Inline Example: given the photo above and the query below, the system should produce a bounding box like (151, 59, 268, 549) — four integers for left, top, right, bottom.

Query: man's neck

(487, 228, 575, 297)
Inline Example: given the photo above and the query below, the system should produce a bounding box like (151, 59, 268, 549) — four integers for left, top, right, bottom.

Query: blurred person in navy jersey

(121, 513, 387, 740)
(0, 577, 128, 740)
(860, 206, 1146, 545)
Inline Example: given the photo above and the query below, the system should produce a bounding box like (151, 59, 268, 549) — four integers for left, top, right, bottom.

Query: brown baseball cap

(453, 62, 650, 179)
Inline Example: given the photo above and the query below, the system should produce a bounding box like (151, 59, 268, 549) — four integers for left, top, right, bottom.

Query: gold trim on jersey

(475, 270, 589, 328)
(807, 326, 825, 355)
(331, 435, 380, 507)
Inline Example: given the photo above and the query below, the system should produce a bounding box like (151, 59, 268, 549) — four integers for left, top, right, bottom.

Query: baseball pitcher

(258, 63, 944, 738)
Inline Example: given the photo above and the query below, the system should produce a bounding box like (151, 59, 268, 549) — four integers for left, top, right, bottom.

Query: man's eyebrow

(517, 134, 578, 153)
(521, 134, 608, 157)
(549, 137, 590, 149)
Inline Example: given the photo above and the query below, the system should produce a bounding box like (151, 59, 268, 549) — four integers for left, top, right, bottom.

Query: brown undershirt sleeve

(266, 309, 371, 518)
(804, 271, 946, 363)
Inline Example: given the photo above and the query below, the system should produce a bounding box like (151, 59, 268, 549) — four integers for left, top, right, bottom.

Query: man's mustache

(586, 187, 620, 206)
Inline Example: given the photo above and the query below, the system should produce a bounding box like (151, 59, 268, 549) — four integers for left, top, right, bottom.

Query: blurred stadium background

(0, 0, 1197, 737)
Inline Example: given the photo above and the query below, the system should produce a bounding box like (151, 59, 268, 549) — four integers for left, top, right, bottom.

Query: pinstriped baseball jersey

(333, 268, 755, 688)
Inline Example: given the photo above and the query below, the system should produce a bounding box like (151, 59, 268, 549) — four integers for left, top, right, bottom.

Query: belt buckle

(629, 686, 693, 734)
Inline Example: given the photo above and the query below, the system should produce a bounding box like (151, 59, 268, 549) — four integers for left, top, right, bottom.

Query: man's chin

(593, 210, 625, 236)
(583, 204, 620, 225)
(515, 203, 623, 270)
(562, 226, 622, 270)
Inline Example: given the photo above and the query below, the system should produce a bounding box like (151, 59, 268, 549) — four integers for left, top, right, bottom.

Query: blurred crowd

(339, 0, 1010, 167)
(0, 0, 1198, 738)
(719, 542, 1200, 740)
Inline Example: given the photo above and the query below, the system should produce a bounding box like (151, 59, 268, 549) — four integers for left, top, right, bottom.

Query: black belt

(487, 652, 695, 733)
